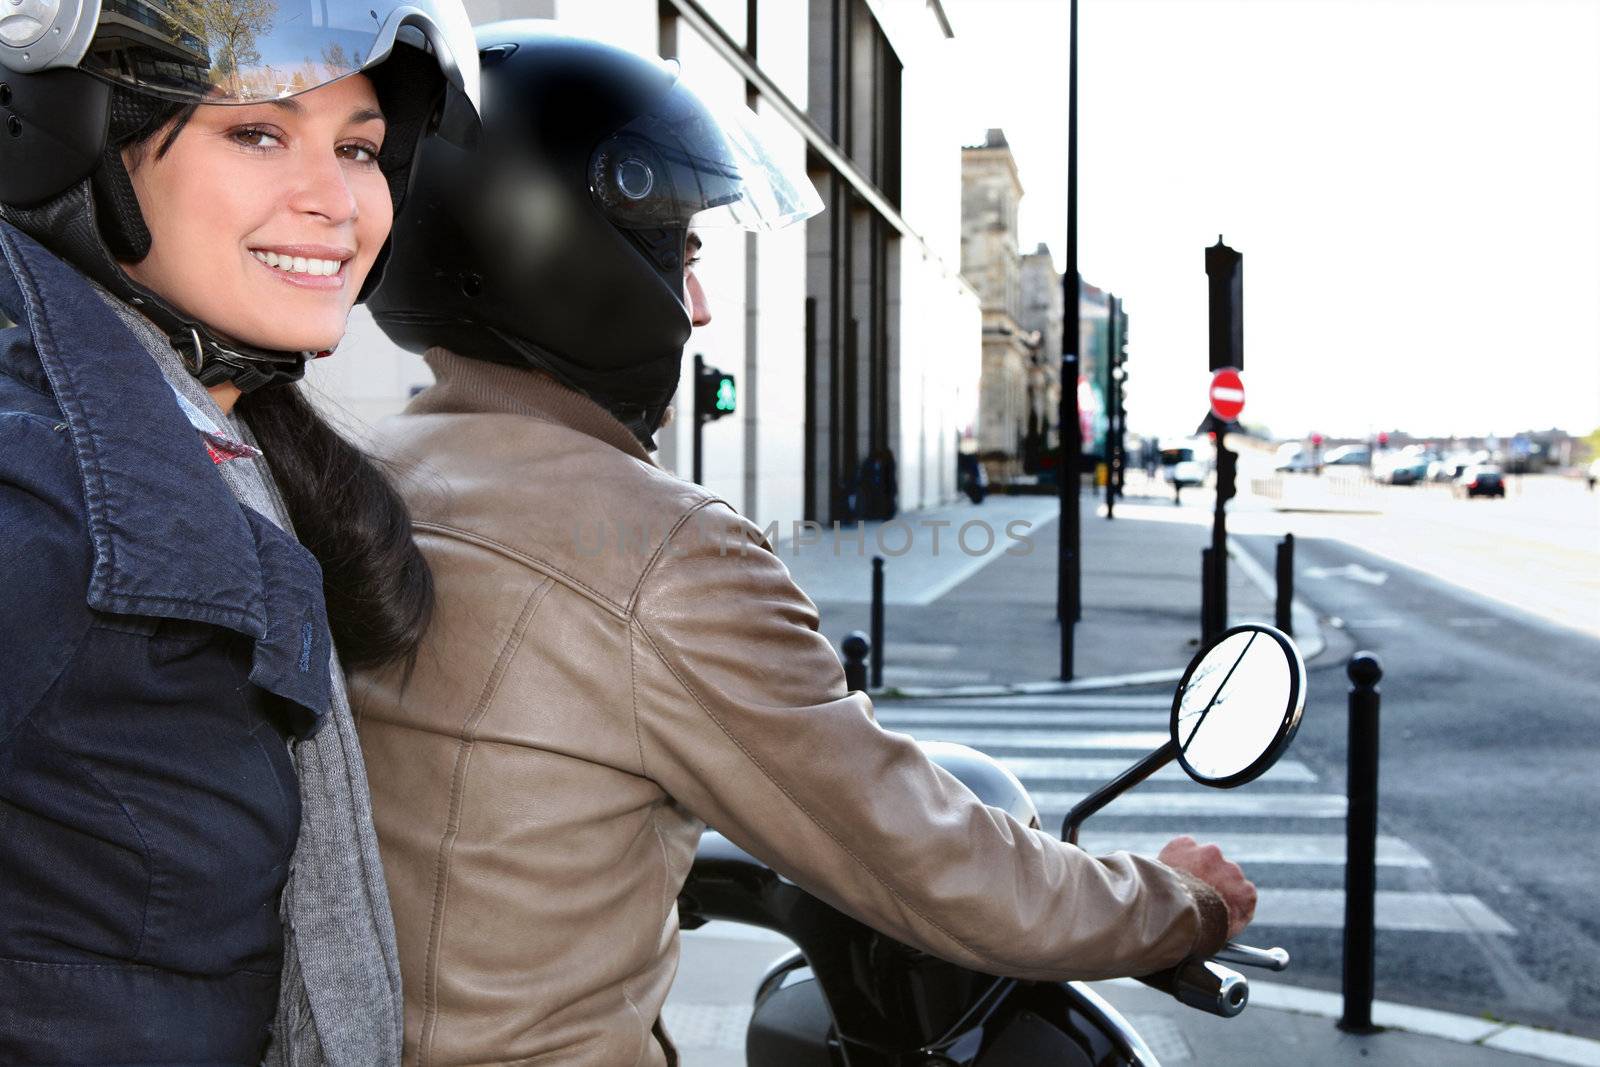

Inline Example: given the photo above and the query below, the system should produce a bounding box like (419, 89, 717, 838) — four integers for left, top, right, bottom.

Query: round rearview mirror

(1172, 625, 1306, 788)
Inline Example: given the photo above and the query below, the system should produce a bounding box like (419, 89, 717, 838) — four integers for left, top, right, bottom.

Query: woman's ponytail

(237, 386, 433, 670)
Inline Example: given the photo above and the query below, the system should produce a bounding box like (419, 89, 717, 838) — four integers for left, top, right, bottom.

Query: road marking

(882, 643, 961, 664)
(1446, 617, 1499, 628)
(880, 667, 994, 685)
(1253, 889, 1515, 935)
(1344, 618, 1403, 629)
(990, 756, 1317, 785)
(1305, 563, 1389, 585)
(1032, 792, 1349, 818)
(886, 728, 1171, 751)
(877, 708, 1170, 728)
(1484, 1025, 1600, 1065)
(880, 694, 1176, 710)
(1076, 832, 1428, 868)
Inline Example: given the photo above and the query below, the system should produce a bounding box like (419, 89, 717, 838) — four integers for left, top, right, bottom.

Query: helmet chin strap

(0, 179, 311, 394)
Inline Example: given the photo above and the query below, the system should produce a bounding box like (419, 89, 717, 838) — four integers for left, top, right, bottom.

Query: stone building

(960, 129, 1032, 468)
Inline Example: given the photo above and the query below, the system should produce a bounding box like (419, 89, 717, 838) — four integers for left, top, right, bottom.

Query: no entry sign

(1209, 367, 1245, 422)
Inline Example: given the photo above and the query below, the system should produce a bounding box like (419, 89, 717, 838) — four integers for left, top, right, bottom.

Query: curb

(878, 667, 1186, 701)
(875, 544, 1325, 702)
(1101, 977, 1600, 1067)
(1224, 536, 1327, 662)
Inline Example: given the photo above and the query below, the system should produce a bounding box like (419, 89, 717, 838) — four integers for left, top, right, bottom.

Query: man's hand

(1158, 835, 1257, 940)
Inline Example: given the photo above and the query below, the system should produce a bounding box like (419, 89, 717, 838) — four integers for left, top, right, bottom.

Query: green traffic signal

(715, 376, 736, 413)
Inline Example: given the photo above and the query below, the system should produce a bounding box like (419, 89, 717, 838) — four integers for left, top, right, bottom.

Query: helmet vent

(616, 158, 654, 201)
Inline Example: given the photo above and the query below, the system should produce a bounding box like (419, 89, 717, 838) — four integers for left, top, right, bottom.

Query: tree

(1580, 426, 1600, 463)
(166, 0, 276, 92)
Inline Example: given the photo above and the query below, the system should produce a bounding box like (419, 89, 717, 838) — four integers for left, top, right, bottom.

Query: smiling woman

(0, 0, 480, 1060)
(121, 79, 394, 359)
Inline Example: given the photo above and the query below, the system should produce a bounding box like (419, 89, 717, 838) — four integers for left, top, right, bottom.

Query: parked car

(1324, 445, 1370, 467)
(1384, 460, 1429, 486)
(1274, 442, 1317, 473)
(1455, 465, 1506, 498)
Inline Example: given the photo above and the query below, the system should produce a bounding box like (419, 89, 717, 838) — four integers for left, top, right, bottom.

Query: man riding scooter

(350, 25, 1256, 1065)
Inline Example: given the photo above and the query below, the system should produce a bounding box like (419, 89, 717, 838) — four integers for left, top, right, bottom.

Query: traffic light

(1205, 238, 1243, 372)
(695, 360, 736, 424)
(1217, 443, 1237, 502)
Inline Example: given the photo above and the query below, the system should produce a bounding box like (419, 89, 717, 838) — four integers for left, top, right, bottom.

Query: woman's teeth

(251, 250, 342, 277)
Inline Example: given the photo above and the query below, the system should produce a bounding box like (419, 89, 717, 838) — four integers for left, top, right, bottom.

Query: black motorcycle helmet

(0, 0, 481, 391)
(369, 23, 821, 449)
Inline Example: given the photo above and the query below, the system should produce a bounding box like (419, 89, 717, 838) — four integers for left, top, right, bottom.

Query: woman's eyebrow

(254, 99, 384, 126)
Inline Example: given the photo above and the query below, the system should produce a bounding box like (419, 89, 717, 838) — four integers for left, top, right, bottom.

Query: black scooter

(677, 624, 1307, 1066)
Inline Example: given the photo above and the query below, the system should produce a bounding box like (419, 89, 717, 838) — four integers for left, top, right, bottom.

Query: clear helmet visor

(63, 0, 479, 106)
(589, 75, 822, 235)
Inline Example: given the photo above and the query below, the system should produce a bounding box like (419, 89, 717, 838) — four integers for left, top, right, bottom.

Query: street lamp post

(1057, 0, 1081, 680)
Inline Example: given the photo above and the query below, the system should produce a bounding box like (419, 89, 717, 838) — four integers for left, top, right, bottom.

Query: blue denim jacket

(0, 221, 333, 1062)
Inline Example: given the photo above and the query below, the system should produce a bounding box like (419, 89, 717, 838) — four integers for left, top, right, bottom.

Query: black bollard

(870, 556, 885, 690)
(1276, 533, 1296, 636)
(1340, 651, 1384, 1034)
(841, 631, 870, 693)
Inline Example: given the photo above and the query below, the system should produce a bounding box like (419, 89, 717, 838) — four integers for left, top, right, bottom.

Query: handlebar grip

(1136, 958, 1249, 1018)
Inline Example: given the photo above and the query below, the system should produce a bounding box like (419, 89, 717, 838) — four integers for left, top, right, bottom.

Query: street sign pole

(1057, 0, 1080, 680)
(1203, 237, 1244, 641)
(1105, 295, 1117, 520)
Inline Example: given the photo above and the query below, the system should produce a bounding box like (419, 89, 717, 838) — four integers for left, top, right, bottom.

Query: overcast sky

(942, 0, 1600, 442)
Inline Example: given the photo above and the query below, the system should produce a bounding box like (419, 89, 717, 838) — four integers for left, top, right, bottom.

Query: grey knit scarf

(103, 292, 404, 1065)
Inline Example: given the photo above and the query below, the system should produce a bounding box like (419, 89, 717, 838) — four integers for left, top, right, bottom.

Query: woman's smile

(248, 244, 354, 291)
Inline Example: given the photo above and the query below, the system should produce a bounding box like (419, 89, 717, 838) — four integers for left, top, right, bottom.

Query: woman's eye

(338, 142, 382, 164)
(231, 127, 283, 150)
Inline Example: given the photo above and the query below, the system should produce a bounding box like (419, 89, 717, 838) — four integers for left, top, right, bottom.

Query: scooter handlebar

(1136, 958, 1249, 1018)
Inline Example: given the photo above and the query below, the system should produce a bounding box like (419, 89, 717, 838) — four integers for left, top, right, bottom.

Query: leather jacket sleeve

(628, 500, 1230, 982)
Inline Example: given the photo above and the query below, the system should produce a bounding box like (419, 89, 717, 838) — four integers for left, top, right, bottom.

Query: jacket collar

(0, 221, 332, 719)
(411, 347, 658, 465)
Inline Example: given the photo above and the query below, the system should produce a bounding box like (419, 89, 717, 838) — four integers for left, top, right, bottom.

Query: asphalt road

(1230, 494, 1600, 1039)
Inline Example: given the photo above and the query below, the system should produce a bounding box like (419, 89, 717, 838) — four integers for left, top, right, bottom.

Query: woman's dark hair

(236, 386, 433, 670)
(121, 97, 433, 670)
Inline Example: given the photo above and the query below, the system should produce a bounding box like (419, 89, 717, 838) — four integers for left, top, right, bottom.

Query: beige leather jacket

(351, 349, 1228, 1066)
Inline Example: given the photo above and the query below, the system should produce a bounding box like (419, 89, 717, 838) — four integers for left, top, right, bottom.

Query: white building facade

(311, 0, 980, 528)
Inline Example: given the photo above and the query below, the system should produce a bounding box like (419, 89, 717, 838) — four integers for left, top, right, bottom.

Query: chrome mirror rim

(1170, 624, 1307, 789)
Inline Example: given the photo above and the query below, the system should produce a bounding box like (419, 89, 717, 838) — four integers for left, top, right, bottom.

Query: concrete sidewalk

(665, 925, 1600, 1066)
(772, 483, 1321, 694)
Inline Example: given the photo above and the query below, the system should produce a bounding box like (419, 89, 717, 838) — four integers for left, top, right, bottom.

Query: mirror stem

(1062, 739, 1179, 844)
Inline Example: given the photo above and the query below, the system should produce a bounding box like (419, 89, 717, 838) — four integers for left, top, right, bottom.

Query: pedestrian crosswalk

(872, 694, 1517, 939)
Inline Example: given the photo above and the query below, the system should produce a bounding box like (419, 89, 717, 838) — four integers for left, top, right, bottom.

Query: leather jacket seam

(628, 620, 647, 779)
(412, 519, 630, 619)
(418, 576, 553, 1056)
(630, 621, 984, 963)
(623, 497, 728, 616)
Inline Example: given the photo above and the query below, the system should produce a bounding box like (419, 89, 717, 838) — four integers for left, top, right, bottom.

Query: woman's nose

(288, 152, 360, 224)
